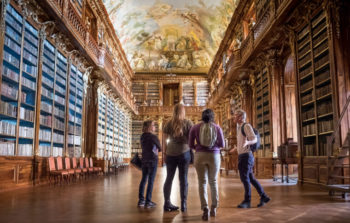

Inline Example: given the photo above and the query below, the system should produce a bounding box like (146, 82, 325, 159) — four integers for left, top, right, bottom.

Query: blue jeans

(139, 160, 158, 203)
(238, 153, 265, 202)
(163, 150, 191, 204)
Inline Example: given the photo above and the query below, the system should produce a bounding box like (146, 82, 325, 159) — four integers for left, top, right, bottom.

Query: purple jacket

(188, 122, 225, 153)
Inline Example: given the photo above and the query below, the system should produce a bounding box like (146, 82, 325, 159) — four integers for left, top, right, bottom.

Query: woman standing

(163, 104, 193, 212)
(138, 120, 161, 208)
(189, 109, 225, 221)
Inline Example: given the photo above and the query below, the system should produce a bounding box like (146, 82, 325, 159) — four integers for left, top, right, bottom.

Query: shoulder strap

(241, 123, 247, 137)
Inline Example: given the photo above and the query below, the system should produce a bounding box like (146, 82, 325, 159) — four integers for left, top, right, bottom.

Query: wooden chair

(89, 157, 102, 175)
(48, 157, 69, 185)
(72, 157, 83, 180)
(64, 157, 76, 182)
(84, 157, 95, 176)
(79, 157, 88, 178)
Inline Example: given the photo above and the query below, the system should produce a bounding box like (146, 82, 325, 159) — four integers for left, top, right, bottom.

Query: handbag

(130, 152, 142, 170)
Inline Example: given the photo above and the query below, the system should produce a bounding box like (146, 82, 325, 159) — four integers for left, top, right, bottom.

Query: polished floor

(1, 167, 350, 223)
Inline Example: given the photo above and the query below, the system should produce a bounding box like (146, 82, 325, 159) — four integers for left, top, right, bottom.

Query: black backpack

(241, 123, 261, 152)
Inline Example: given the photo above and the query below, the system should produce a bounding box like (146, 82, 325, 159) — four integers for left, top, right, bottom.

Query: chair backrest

(79, 158, 84, 168)
(56, 157, 64, 170)
(89, 157, 94, 168)
(72, 157, 77, 168)
(48, 157, 56, 171)
(85, 157, 90, 168)
(65, 157, 71, 169)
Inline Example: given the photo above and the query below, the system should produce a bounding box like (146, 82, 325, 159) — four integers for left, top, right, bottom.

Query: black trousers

(238, 152, 266, 202)
(163, 151, 191, 204)
(139, 160, 158, 203)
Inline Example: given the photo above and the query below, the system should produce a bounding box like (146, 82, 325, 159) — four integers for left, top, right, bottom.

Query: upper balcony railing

(46, 0, 136, 112)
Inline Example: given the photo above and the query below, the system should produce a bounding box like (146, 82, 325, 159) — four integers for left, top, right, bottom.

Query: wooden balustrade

(253, 7, 271, 41)
(66, 1, 86, 40)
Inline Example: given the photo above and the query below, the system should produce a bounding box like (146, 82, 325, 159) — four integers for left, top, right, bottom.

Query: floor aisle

(1, 166, 350, 223)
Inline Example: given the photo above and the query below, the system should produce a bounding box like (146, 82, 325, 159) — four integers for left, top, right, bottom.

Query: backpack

(241, 123, 261, 152)
(199, 123, 217, 148)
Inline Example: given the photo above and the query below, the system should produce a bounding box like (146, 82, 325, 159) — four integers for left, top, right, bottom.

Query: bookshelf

(296, 9, 334, 156)
(0, 5, 38, 156)
(131, 119, 143, 156)
(67, 66, 84, 157)
(182, 81, 194, 106)
(146, 82, 159, 106)
(196, 81, 209, 106)
(132, 82, 144, 106)
(255, 67, 271, 157)
(96, 91, 132, 159)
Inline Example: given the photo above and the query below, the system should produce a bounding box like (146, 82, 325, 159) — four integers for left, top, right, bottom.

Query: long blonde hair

(170, 104, 186, 137)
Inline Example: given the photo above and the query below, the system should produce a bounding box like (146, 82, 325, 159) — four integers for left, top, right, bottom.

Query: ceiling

(103, 0, 239, 74)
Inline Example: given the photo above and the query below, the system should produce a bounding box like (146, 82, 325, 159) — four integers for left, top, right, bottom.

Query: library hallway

(1, 167, 350, 223)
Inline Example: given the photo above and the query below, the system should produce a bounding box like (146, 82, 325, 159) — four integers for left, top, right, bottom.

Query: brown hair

(142, 120, 153, 133)
(170, 104, 186, 137)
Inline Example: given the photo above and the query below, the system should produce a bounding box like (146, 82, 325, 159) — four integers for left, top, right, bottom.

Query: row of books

(0, 121, 16, 136)
(299, 53, 311, 68)
(42, 75, 54, 88)
(4, 36, 21, 55)
(23, 63, 37, 77)
(301, 107, 315, 120)
(23, 50, 37, 65)
(41, 87, 53, 99)
(53, 147, 63, 157)
(54, 94, 65, 105)
(19, 107, 34, 122)
(3, 66, 19, 82)
(21, 76, 36, 91)
(40, 114, 52, 127)
(0, 140, 15, 156)
(19, 126, 34, 138)
(68, 135, 81, 145)
(302, 123, 316, 136)
(315, 69, 330, 84)
(39, 129, 51, 141)
(0, 101, 17, 117)
(301, 92, 314, 104)
(18, 144, 33, 156)
(41, 101, 53, 113)
(313, 40, 328, 57)
(1, 82, 18, 100)
(304, 144, 316, 156)
(23, 30, 38, 46)
(298, 43, 310, 57)
(55, 84, 66, 96)
(24, 40, 38, 56)
(54, 108, 65, 119)
(315, 84, 331, 98)
(299, 65, 312, 78)
(300, 79, 313, 92)
(314, 51, 329, 70)
(318, 119, 333, 132)
(68, 146, 81, 158)
(4, 50, 20, 68)
(317, 101, 333, 116)
(38, 145, 51, 157)
(53, 132, 64, 144)
(312, 19, 326, 37)
(53, 118, 65, 131)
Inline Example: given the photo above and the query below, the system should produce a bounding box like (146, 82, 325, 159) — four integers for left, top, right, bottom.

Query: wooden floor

(1, 167, 350, 223)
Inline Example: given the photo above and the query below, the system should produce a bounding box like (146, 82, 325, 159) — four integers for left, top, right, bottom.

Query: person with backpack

(163, 104, 193, 212)
(233, 109, 270, 208)
(188, 109, 225, 221)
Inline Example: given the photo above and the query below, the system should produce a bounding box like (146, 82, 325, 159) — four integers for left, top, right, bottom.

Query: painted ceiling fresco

(103, 0, 239, 74)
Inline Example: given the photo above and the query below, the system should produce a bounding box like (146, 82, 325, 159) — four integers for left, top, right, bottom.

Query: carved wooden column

(193, 81, 198, 106)
(85, 77, 99, 158)
(159, 82, 163, 106)
(267, 51, 283, 155)
(82, 67, 93, 158)
(144, 82, 148, 105)
(179, 81, 183, 104)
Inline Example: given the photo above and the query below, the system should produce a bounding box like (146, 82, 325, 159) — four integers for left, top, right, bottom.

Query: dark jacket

(141, 132, 162, 163)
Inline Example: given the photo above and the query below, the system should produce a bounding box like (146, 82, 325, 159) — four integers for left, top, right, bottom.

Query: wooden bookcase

(146, 82, 159, 106)
(196, 81, 209, 106)
(296, 9, 334, 157)
(96, 91, 132, 160)
(255, 67, 272, 157)
(131, 119, 142, 156)
(182, 81, 194, 106)
(0, 5, 38, 157)
(132, 82, 144, 106)
(0, 4, 86, 158)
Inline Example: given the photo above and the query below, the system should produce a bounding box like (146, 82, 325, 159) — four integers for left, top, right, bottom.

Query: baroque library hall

(0, 0, 350, 222)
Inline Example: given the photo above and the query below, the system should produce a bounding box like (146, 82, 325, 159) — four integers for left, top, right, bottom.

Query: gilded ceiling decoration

(103, 0, 239, 74)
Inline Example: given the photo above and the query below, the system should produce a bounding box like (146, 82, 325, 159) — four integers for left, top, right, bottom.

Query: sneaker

(164, 203, 179, 212)
(145, 201, 157, 209)
(237, 201, 251, 208)
(210, 207, 216, 217)
(257, 196, 271, 207)
(137, 200, 145, 207)
(202, 207, 209, 221)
